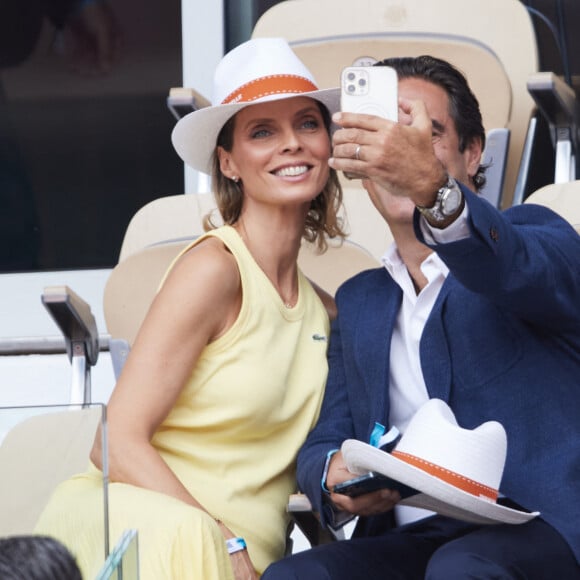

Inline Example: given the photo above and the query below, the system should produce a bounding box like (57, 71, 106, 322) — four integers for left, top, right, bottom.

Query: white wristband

(226, 537, 247, 554)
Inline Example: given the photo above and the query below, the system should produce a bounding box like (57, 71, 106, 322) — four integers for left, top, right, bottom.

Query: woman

(35, 37, 345, 579)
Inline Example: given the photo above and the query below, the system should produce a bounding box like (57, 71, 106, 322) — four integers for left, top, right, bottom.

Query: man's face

(398, 77, 481, 186)
(366, 75, 482, 227)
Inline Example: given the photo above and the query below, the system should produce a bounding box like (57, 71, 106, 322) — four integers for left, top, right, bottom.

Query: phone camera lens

(347, 72, 356, 81)
(347, 84, 355, 93)
(358, 78, 367, 87)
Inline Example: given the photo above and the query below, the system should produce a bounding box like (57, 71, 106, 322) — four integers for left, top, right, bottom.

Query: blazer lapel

(353, 271, 401, 426)
(420, 280, 453, 401)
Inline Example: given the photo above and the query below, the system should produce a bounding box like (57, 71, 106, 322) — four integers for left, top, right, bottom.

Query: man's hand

(329, 98, 446, 207)
(325, 451, 400, 517)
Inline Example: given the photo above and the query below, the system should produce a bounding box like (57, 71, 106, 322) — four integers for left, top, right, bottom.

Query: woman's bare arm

(91, 238, 241, 510)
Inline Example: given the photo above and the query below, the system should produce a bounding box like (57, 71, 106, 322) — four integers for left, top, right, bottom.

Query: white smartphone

(340, 65, 398, 121)
(340, 66, 398, 179)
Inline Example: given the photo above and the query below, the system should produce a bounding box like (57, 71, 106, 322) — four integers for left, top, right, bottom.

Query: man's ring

(354, 144, 361, 161)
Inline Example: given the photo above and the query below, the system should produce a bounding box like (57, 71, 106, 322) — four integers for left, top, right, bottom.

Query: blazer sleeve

(295, 290, 358, 528)
(414, 186, 580, 334)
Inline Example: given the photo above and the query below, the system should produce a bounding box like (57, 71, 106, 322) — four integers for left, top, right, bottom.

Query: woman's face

(217, 96, 331, 208)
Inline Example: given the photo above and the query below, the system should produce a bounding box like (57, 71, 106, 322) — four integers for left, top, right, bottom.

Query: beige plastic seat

(252, 0, 539, 209)
(105, 241, 189, 347)
(118, 193, 219, 262)
(341, 186, 393, 261)
(0, 404, 107, 539)
(524, 180, 580, 232)
(105, 237, 379, 349)
(121, 187, 391, 264)
(105, 193, 380, 349)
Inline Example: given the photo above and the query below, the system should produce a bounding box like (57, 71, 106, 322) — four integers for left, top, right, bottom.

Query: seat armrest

(527, 72, 579, 130)
(287, 493, 346, 546)
(42, 286, 100, 404)
(527, 72, 579, 182)
(42, 285, 99, 366)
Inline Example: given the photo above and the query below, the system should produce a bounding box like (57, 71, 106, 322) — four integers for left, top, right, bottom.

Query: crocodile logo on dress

(312, 334, 327, 342)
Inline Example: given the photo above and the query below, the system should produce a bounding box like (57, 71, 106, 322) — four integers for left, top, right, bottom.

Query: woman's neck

(233, 213, 303, 307)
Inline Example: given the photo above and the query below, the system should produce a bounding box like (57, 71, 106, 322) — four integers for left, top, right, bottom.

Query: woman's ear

(217, 146, 239, 180)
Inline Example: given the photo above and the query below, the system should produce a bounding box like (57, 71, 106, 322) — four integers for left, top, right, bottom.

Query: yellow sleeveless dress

(35, 226, 329, 579)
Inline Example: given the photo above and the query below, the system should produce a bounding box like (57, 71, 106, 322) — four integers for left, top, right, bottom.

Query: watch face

(441, 186, 462, 215)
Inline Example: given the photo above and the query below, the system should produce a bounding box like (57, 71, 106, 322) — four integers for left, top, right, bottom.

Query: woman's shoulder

(164, 233, 241, 300)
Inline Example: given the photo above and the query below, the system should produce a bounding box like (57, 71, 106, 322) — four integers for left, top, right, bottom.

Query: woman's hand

(229, 551, 259, 580)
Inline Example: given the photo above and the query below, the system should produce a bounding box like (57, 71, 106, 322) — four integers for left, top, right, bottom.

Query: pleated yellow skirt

(35, 471, 234, 580)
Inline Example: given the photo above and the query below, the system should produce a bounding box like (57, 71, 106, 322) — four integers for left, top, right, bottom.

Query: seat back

(252, 0, 539, 208)
(340, 186, 393, 261)
(524, 180, 580, 232)
(118, 193, 219, 262)
(105, 237, 379, 348)
(0, 404, 107, 539)
(105, 241, 189, 345)
(118, 191, 391, 262)
(105, 194, 380, 347)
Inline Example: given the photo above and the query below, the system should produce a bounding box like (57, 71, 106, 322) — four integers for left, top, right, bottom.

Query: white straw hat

(342, 399, 540, 525)
(171, 37, 340, 175)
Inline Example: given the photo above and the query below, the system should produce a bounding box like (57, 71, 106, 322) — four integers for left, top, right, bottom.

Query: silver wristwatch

(416, 176, 463, 224)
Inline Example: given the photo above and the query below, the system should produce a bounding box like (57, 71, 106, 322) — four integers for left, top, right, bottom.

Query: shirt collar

(381, 242, 449, 292)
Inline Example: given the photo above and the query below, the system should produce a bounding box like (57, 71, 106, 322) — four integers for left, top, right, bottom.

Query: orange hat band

(221, 74, 319, 105)
(391, 450, 498, 501)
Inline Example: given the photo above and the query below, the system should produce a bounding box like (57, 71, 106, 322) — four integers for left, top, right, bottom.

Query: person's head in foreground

(0, 535, 82, 580)
(172, 37, 345, 249)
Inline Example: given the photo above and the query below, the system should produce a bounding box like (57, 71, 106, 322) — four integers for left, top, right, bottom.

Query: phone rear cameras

(344, 69, 369, 96)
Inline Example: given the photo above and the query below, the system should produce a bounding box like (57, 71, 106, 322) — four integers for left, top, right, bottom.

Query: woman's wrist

(214, 518, 247, 555)
(226, 537, 247, 555)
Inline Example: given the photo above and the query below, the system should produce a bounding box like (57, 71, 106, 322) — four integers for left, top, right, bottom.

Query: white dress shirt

(380, 207, 470, 525)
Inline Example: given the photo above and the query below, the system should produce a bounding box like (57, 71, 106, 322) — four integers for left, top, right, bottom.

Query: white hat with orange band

(171, 37, 340, 175)
(341, 398, 540, 525)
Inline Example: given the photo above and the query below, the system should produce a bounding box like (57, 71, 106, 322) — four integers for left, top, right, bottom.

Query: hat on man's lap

(341, 399, 539, 525)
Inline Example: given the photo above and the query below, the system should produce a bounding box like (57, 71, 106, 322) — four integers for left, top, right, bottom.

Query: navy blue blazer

(297, 188, 580, 562)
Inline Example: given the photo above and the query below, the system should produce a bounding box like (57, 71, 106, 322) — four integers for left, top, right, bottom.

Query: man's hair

(375, 55, 487, 190)
(0, 535, 82, 580)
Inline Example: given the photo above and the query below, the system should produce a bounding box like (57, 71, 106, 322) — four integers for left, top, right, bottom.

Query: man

(263, 56, 580, 579)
